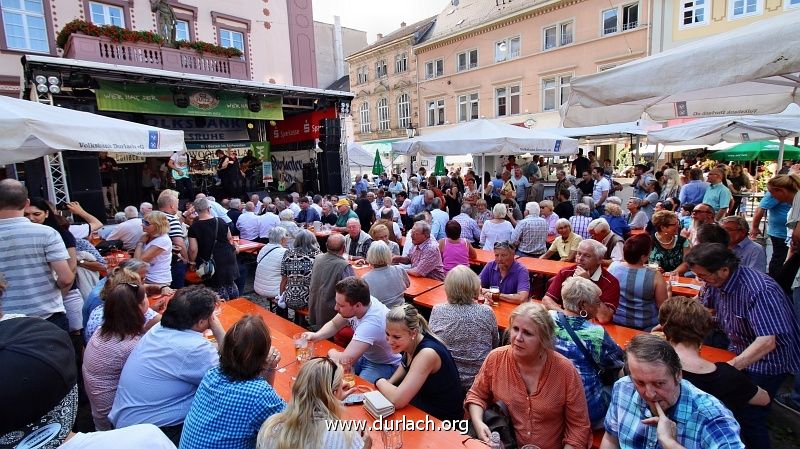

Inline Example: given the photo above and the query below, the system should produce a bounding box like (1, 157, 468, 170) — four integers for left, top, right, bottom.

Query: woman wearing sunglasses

(134, 211, 172, 288)
(257, 357, 370, 449)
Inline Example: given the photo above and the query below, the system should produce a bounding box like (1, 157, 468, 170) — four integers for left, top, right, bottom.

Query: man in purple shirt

(478, 241, 530, 304)
(392, 221, 444, 281)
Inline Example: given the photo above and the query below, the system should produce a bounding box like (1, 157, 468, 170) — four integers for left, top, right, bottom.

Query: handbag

(557, 313, 620, 386)
(196, 218, 219, 280)
(468, 400, 517, 449)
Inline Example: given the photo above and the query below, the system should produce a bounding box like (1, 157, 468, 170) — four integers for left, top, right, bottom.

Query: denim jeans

(354, 356, 398, 383)
(740, 371, 789, 449)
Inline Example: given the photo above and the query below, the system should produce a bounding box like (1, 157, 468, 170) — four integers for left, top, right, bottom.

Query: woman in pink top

(82, 282, 148, 430)
(439, 220, 476, 274)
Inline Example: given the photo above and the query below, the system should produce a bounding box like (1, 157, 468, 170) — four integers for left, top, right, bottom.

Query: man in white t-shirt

(107, 206, 144, 251)
(591, 167, 610, 213)
(305, 277, 401, 383)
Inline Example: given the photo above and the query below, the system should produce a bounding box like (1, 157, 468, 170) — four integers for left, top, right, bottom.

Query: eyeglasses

(494, 241, 515, 249)
(691, 209, 712, 215)
(142, 220, 151, 226)
(125, 282, 140, 294)
(311, 356, 338, 390)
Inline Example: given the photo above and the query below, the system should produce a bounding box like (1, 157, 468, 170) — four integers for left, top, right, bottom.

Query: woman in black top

(188, 197, 240, 299)
(376, 304, 465, 421)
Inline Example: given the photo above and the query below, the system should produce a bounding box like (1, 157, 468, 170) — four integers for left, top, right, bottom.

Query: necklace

(655, 232, 676, 247)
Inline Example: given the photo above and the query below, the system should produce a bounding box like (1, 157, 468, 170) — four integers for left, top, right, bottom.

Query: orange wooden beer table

(220, 299, 480, 448)
(515, 257, 576, 276)
(236, 238, 265, 254)
(352, 264, 443, 299)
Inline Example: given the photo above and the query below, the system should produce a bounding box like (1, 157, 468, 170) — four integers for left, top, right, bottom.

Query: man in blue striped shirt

(687, 243, 800, 449)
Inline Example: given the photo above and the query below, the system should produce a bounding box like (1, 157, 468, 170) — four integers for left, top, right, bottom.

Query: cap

(336, 199, 350, 207)
(0, 317, 77, 447)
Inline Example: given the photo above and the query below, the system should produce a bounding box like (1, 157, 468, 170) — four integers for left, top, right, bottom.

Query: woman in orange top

(465, 302, 590, 449)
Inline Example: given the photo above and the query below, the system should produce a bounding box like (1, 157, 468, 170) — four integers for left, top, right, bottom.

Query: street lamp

(406, 124, 416, 139)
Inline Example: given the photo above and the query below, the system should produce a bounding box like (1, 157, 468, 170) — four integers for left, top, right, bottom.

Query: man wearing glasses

(686, 243, 800, 449)
(702, 168, 732, 221)
(680, 203, 716, 246)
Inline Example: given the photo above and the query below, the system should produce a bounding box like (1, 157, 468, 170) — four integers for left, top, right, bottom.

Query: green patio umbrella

(709, 141, 800, 161)
(371, 149, 385, 175)
(433, 155, 447, 176)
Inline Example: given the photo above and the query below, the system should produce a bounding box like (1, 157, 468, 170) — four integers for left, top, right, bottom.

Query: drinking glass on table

(381, 427, 403, 449)
(489, 286, 500, 307)
(341, 359, 356, 389)
(293, 333, 313, 364)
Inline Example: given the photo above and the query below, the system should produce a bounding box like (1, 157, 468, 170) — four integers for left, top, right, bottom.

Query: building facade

(315, 16, 367, 89)
(414, 0, 649, 135)
(346, 16, 435, 145)
(651, 0, 799, 53)
(0, 0, 319, 96)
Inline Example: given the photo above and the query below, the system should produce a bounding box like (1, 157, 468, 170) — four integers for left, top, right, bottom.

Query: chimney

(400, 22, 406, 27)
(377, 33, 384, 39)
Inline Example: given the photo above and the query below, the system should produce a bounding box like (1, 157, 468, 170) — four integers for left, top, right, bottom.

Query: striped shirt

(700, 266, 800, 375)
(0, 217, 69, 317)
(570, 215, 592, 239)
(453, 213, 481, 243)
(511, 216, 548, 255)
(608, 264, 658, 330)
(606, 377, 743, 449)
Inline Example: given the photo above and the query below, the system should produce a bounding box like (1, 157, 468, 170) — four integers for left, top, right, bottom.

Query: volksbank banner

(96, 80, 283, 120)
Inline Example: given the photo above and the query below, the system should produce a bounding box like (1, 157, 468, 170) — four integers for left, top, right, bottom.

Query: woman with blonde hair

(134, 210, 172, 287)
(466, 302, 590, 447)
(600, 202, 630, 238)
(368, 223, 400, 255)
(257, 358, 369, 449)
(479, 203, 514, 249)
(429, 266, 498, 389)
(376, 304, 465, 421)
(660, 168, 682, 202)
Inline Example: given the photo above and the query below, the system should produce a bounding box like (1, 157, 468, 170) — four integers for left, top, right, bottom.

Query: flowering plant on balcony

(56, 19, 243, 58)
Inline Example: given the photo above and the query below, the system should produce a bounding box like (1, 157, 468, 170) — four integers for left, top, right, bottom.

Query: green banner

(96, 80, 283, 120)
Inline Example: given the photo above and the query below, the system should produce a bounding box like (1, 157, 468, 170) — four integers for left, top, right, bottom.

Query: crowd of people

(2, 150, 800, 449)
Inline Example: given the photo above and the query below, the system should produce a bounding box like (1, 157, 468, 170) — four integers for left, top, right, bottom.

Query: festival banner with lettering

(96, 80, 283, 120)
(143, 116, 249, 142)
(267, 108, 337, 145)
(270, 150, 311, 186)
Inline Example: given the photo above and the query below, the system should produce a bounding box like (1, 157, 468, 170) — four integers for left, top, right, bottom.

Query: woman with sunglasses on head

(257, 357, 370, 449)
(181, 315, 286, 449)
(376, 304, 465, 421)
(83, 283, 151, 430)
(134, 210, 172, 288)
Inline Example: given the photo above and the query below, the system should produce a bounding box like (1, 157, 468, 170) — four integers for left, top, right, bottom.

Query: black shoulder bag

(196, 218, 219, 280)
(467, 400, 517, 449)
(557, 313, 620, 385)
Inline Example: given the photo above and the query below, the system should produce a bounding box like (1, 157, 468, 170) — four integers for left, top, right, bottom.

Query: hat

(336, 199, 350, 207)
(0, 317, 77, 447)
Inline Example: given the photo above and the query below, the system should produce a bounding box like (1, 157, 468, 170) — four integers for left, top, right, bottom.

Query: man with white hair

(543, 239, 619, 323)
(236, 202, 260, 241)
(452, 203, 480, 244)
(287, 193, 301, 218)
(588, 217, 623, 267)
(511, 202, 548, 257)
(392, 221, 445, 281)
(343, 218, 372, 260)
(250, 193, 262, 214)
(257, 204, 280, 243)
(195, 194, 231, 224)
(227, 198, 243, 230)
(139, 202, 153, 217)
(106, 205, 144, 250)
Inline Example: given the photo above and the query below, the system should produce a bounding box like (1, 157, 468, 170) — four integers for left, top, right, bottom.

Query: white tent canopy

(647, 104, 800, 167)
(391, 119, 578, 157)
(561, 10, 800, 127)
(0, 96, 185, 165)
(346, 142, 375, 167)
(541, 119, 661, 138)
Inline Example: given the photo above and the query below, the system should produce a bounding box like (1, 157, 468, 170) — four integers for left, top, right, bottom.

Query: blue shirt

(605, 377, 744, 449)
(406, 194, 429, 216)
(109, 323, 220, 427)
(602, 214, 631, 238)
(702, 183, 732, 212)
(180, 367, 286, 449)
(511, 175, 530, 203)
(82, 277, 107, 332)
(355, 179, 369, 196)
(679, 180, 708, 206)
(453, 213, 481, 243)
(491, 178, 504, 198)
(700, 266, 800, 375)
(759, 191, 790, 239)
(733, 238, 767, 273)
(430, 209, 449, 240)
(295, 207, 320, 224)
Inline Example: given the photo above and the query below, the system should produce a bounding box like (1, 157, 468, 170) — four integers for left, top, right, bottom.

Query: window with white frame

(359, 102, 371, 133)
(542, 75, 571, 111)
(397, 94, 410, 129)
(457, 92, 479, 122)
(395, 53, 407, 73)
(543, 21, 573, 50)
(89, 1, 124, 27)
(495, 36, 520, 62)
(1, 0, 49, 52)
(219, 29, 244, 52)
(425, 59, 443, 79)
(356, 66, 368, 84)
(377, 98, 390, 131)
(375, 59, 387, 78)
(175, 19, 190, 41)
(495, 85, 520, 117)
(681, 0, 708, 27)
(622, 3, 639, 30)
(456, 49, 478, 72)
(602, 8, 618, 34)
(729, 0, 761, 18)
(427, 99, 445, 126)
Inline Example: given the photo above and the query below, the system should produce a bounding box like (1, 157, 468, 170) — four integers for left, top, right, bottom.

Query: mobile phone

(343, 393, 364, 406)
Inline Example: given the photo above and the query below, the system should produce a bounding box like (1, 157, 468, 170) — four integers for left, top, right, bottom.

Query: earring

(579, 309, 588, 318)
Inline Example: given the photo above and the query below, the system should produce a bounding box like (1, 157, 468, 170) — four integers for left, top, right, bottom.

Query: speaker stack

(317, 118, 342, 194)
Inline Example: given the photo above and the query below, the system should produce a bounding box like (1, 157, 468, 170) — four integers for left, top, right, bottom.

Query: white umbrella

(0, 96, 185, 165)
(346, 142, 374, 166)
(561, 10, 800, 127)
(647, 104, 800, 168)
(391, 119, 578, 157)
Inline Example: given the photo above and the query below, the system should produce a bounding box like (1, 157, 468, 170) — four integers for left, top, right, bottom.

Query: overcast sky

(313, 0, 451, 43)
